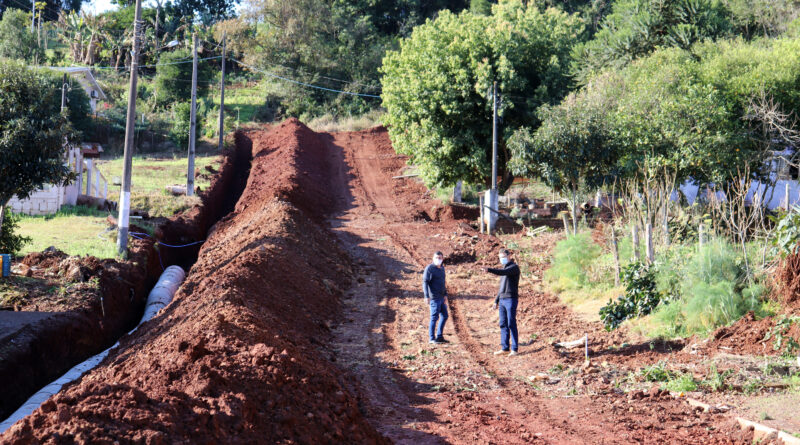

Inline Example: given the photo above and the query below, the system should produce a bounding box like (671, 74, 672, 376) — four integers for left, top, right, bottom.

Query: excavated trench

(0, 139, 252, 426)
(1, 120, 386, 443)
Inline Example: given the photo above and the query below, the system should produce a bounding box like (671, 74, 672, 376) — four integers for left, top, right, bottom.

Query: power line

(200, 38, 381, 92)
(230, 58, 381, 99)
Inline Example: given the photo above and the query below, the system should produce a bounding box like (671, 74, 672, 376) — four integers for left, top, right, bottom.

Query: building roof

(44, 67, 108, 101)
(80, 142, 104, 158)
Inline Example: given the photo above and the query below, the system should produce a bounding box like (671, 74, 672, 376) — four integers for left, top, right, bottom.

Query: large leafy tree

(512, 35, 800, 200)
(380, 1, 583, 191)
(153, 47, 214, 108)
(572, 0, 733, 83)
(509, 87, 620, 231)
(0, 8, 43, 63)
(0, 62, 76, 231)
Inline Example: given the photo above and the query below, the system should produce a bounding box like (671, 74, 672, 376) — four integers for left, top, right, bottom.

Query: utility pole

(484, 81, 499, 233)
(187, 32, 198, 197)
(60, 73, 67, 112)
(492, 81, 498, 190)
(30, 0, 35, 32)
(217, 31, 227, 152)
(116, 0, 143, 255)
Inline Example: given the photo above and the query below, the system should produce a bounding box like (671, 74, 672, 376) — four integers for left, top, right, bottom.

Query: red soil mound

(776, 252, 800, 310)
(1, 119, 386, 443)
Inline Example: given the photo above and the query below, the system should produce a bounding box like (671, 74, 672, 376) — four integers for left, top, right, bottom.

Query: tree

(572, 0, 733, 83)
(380, 1, 583, 192)
(470, 0, 494, 15)
(0, 62, 75, 232)
(0, 8, 43, 63)
(509, 87, 619, 232)
(153, 47, 214, 108)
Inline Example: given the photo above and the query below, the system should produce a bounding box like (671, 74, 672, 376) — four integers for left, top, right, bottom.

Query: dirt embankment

(0, 242, 159, 421)
(1, 119, 386, 443)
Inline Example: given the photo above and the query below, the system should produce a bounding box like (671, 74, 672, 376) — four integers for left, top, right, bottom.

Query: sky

(81, 0, 118, 14)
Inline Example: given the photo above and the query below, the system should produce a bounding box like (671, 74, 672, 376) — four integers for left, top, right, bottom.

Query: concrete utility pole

(187, 32, 198, 197)
(484, 81, 499, 233)
(116, 0, 143, 255)
(60, 74, 67, 112)
(217, 31, 227, 152)
(30, 0, 35, 32)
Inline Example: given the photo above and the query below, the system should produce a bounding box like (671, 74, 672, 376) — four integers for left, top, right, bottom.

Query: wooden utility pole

(187, 32, 198, 197)
(116, 0, 143, 255)
(217, 31, 227, 151)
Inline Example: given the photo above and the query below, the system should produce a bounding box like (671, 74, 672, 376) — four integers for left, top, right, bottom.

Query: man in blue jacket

(487, 249, 520, 356)
(423, 251, 449, 344)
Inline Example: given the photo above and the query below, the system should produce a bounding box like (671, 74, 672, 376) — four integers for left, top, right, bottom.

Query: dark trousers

(498, 298, 518, 351)
(429, 298, 448, 341)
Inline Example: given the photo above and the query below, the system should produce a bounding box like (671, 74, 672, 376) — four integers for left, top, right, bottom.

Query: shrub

(0, 209, 30, 255)
(600, 261, 664, 331)
(545, 232, 602, 292)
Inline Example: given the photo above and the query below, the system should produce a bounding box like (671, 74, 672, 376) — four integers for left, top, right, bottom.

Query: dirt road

(325, 128, 750, 444)
(1, 120, 759, 444)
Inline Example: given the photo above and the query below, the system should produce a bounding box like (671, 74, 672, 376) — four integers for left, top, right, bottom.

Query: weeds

(664, 374, 698, 393)
(639, 361, 675, 382)
(763, 316, 800, 357)
(702, 364, 732, 392)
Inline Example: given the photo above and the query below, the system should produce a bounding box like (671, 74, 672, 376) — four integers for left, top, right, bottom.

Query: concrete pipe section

(0, 265, 186, 432)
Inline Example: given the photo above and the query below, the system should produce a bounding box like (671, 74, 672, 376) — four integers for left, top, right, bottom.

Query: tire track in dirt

(325, 132, 446, 444)
(326, 130, 575, 444)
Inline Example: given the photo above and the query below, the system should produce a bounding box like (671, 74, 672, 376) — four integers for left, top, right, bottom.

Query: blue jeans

(498, 298, 518, 351)
(429, 298, 448, 341)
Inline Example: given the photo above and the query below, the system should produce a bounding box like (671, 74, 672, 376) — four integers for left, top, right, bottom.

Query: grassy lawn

(16, 206, 118, 259)
(96, 152, 221, 217)
(14, 153, 222, 260)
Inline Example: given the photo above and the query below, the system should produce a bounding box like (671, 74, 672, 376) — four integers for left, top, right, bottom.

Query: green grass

(16, 206, 118, 259)
(96, 152, 220, 217)
(210, 82, 266, 124)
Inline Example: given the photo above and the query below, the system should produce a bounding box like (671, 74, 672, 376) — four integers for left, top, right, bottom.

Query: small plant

(0, 208, 31, 255)
(600, 262, 664, 331)
(639, 361, 675, 382)
(763, 316, 800, 357)
(702, 364, 732, 392)
(772, 207, 800, 258)
(759, 411, 773, 421)
(402, 354, 416, 361)
(664, 374, 698, 393)
(743, 379, 764, 395)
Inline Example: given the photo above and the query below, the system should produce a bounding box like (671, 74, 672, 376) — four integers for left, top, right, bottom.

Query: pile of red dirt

(1, 119, 386, 443)
(776, 251, 800, 310)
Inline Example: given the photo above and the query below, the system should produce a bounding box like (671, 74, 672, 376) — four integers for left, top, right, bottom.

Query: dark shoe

(435, 337, 449, 343)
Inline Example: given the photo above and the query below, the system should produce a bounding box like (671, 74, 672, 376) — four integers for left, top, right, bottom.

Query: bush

(600, 261, 664, 331)
(545, 232, 602, 292)
(647, 240, 769, 336)
(0, 209, 30, 255)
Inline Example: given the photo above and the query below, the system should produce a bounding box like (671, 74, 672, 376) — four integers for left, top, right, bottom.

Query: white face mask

(499, 257, 509, 265)
(433, 258, 443, 266)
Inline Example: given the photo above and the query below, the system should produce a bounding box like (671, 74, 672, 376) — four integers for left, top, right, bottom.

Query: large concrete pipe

(0, 266, 185, 433)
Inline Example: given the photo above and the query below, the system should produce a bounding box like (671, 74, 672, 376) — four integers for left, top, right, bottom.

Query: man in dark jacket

(487, 249, 520, 356)
(423, 251, 449, 344)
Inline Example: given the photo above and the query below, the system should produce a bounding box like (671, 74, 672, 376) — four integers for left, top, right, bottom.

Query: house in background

(8, 67, 111, 216)
(45, 67, 107, 113)
(8, 143, 111, 216)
